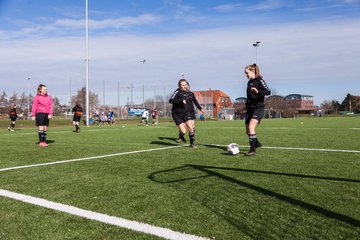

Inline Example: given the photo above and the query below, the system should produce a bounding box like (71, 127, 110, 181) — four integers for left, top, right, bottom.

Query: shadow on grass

(150, 141, 179, 146)
(35, 140, 56, 144)
(149, 164, 360, 229)
(158, 136, 179, 142)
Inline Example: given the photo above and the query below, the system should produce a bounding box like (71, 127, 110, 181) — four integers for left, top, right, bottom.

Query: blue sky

(1, 0, 360, 106)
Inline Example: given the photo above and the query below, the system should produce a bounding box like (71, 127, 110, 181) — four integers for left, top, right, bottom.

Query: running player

(72, 101, 83, 133)
(8, 104, 18, 131)
(244, 64, 271, 156)
(169, 79, 204, 148)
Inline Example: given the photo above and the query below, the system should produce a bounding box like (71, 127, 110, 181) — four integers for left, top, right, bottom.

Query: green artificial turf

(0, 117, 359, 239)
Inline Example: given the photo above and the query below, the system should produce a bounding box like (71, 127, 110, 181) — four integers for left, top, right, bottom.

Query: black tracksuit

(169, 88, 202, 122)
(246, 77, 271, 110)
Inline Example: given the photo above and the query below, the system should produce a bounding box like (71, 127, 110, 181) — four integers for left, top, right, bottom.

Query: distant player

(138, 109, 149, 126)
(7, 104, 18, 131)
(169, 79, 204, 148)
(31, 84, 53, 147)
(72, 101, 83, 133)
(243, 63, 271, 156)
(151, 108, 158, 125)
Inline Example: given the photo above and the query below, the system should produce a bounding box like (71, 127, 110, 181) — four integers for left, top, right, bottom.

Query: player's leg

(185, 120, 197, 148)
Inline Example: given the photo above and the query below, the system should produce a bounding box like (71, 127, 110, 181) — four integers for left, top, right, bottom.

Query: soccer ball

(227, 143, 240, 155)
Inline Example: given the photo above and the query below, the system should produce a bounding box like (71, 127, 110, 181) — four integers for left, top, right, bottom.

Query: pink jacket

(32, 94, 53, 116)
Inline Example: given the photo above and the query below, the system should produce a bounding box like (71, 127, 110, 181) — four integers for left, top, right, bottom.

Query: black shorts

(10, 117, 17, 121)
(245, 108, 264, 125)
(73, 116, 81, 122)
(36, 113, 50, 126)
(172, 112, 195, 126)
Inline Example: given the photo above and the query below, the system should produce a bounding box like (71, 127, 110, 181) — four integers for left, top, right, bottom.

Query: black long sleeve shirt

(246, 77, 271, 109)
(169, 88, 202, 115)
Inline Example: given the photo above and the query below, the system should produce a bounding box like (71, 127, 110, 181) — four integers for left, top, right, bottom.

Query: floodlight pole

(85, 0, 90, 125)
(252, 41, 260, 63)
(27, 77, 31, 119)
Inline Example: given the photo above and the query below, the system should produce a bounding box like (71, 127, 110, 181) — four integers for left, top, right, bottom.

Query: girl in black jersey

(8, 104, 17, 131)
(169, 79, 204, 148)
(244, 64, 271, 156)
(72, 101, 83, 133)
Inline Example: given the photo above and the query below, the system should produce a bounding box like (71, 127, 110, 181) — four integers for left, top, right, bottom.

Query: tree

(0, 91, 8, 106)
(9, 91, 18, 105)
(71, 87, 100, 114)
(52, 97, 64, 116)
(340, 93, 356, 111)
(332, 100, 340, 114)
(320, 100, 334, 114)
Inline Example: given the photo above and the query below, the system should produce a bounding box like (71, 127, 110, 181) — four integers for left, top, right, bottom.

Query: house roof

(194, 90, 231, 104)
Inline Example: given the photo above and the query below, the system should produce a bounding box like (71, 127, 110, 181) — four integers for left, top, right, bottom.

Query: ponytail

(245, 63, 262, 78)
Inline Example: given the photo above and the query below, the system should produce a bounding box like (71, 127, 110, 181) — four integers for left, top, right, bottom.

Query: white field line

(209, 144, 360, 154)
(0, 189, 209, 240)
(0, 145, 185, 173)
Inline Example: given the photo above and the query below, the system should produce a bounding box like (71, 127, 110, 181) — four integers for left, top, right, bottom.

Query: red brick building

(194, 89, 233, 118)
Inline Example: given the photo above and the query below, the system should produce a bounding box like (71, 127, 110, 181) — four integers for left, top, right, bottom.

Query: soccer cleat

(39, 142, 48, 147)
(10, 129, 14, 132)
(245, 151, 256, 156)
(7, 127, 11, 131)
(190, 143, 198, 149)
(176, 137, 186, 143)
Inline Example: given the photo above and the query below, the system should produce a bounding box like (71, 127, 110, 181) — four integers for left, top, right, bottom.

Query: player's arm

(169, 90, 183, 104)
(192, 93, 204, 112)
(257, 79, 271, 96)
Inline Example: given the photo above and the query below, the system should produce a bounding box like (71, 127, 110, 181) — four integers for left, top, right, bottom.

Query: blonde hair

(37, 84, 46, 95)
(245, 63, 262, 78)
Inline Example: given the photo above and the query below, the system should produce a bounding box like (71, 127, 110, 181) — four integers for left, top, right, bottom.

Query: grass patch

(0, 117, 359, 239)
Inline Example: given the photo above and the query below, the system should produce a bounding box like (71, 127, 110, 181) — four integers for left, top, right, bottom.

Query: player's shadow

(150, 140, 179, 146)
(158, 136, 179, 142)
(35, 140, 56, 144)
(149, 164, 360, 229)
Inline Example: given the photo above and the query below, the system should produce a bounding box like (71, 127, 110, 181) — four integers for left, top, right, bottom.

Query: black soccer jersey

(169, 88, 202, 115)
(246, 77, 271, 109)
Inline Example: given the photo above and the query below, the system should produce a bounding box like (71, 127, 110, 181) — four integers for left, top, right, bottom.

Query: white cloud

(0, 18, 359, 105)
(0, 14, 163, 39)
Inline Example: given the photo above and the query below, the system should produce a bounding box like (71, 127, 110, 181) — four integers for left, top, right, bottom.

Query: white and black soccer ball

(227, 143, 240, 155)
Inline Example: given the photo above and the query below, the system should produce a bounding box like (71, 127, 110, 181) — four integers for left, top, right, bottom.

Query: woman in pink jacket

(32, 84, 53, 147)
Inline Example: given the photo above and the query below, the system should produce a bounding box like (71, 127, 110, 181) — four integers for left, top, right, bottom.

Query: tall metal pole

(117, 80, 120, 119)
(252, 41, 260, 63)
(142, 84, 145, 108)
(69, 78, 72, 114)
(85, 0, 90, 125)
(27, 77, 31, 119)
(163, 87, 166, 117)
(130, 83, 133, 106)
(103, 80, 105, 109)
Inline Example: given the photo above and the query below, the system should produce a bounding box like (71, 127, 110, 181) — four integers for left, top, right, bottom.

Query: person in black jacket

(8, 104, 18, 131)
(72, 101, 83, 133)
(244, 64, 271, 156)
(169, 79, 204, 148)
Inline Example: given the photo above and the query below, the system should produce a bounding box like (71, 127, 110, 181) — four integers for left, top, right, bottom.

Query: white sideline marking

(210, 144, 360, 154)
(0, 145, 185, 172)
(0, 189, 208, 240)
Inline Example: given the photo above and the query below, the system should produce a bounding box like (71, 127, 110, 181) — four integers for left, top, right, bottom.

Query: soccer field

(0, 117, 359, 239)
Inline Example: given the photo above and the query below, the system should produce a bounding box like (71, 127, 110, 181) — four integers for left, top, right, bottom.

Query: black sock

(38, 131, 43, 142)
(75, 125, 79, 131)
(77, 124, 80, 131)
(11, 123, 15, 129)
(179, 132, 186, 141)
(249, 134, 257, 151)
(189, 131, 195, 144)
(42, 130, 47, 142)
